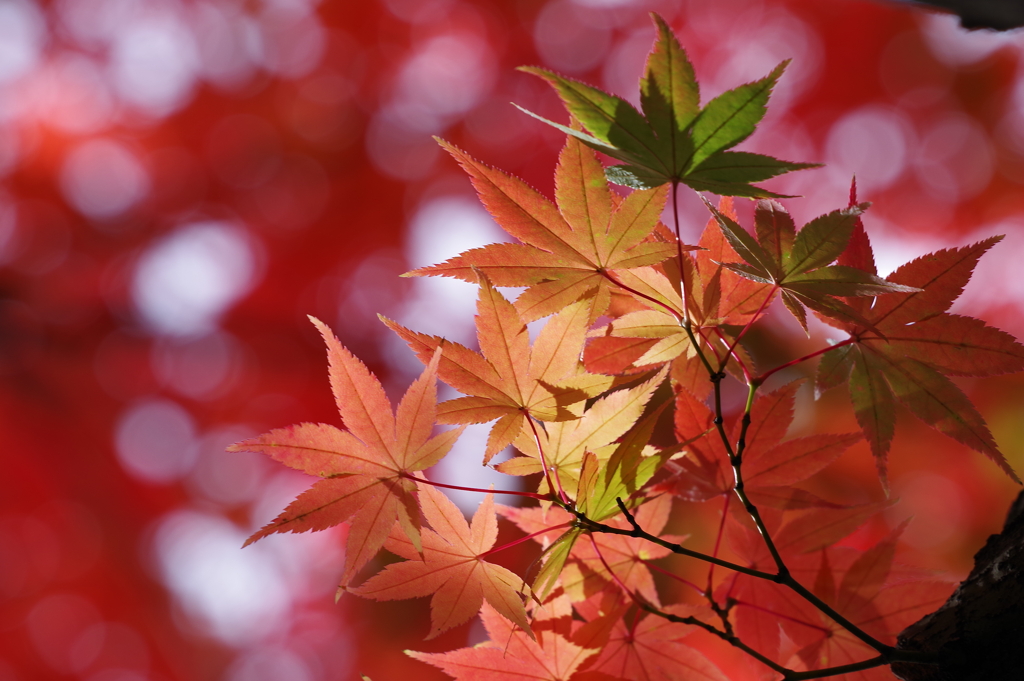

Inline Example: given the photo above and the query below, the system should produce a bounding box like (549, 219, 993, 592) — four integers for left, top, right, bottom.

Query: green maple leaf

(576, 402, 675, 524)
(705, 198, 918, 334)
(515, 13, 818, 196)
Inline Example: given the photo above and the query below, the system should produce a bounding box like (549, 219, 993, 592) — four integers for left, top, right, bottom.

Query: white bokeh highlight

(27, 54, 117, 134)
(920, 12, 1023, 67)
(0, 0, 46, 85)
(535, 0, 611, 74)
(254, 1, 326, 79)
(132, 221, 260, 337)
(186, 426, 267, 507)
(224, 646, 316, 681)
(108, 12, 200, 118)
(396, 195, 508, 349)
(708, 7, 822, 111)
(368, 28, 495, 179)
(914, 113, 994, 203)
(391, 33, 495, 132)
(151, 510, 293, 646)
(114, 398, 199, 484)
(826, 106, 914, 193)
(150, 331, 243, 400)
(191, 1, 261, 89)
(61, 139, 149, 219)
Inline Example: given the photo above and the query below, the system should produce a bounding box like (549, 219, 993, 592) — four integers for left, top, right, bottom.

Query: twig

(641, 599, 938, 680)
(403, 473, 549, 500)
(727, 382, 789, 575)
(637, 600, 792, 676)
(600, 269, 682, 322)
(717, 284, 778, 374)
(559, 500, 779, 581)
(525, 415, 570, 505)
(755, 337, 856, 384)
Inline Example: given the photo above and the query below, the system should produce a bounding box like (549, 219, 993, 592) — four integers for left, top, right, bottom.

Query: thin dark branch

(756, 337, 855, 384)
(672, 181, 690, 321)
(728, 382, 788, 575)
(777, 574, 893, 655)
(600, 270, 683, 322)
(644, 601, 938, 681)
(565, 501, 777, 581)
(638, 600, 791, 676)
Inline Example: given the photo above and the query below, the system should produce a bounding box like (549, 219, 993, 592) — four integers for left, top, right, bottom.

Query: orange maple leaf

(228, 317, 463, 585)
(353, 485, 532, 639)
(384, 273, 612, 463)
(407, 136, 677, 322)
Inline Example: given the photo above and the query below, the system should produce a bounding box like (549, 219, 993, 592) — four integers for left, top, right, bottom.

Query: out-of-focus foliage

(2, 1, 1024, 680)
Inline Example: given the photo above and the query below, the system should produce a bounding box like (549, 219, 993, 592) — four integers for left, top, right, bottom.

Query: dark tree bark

(893, 490, 1024, 681)
(897, 0, 1024, 30)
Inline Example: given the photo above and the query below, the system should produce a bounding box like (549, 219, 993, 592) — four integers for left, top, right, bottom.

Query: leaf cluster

(232, 14, 1024, 681)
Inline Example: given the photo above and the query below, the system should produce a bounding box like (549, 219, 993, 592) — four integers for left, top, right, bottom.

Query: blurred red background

(2, 0, 1024, 679)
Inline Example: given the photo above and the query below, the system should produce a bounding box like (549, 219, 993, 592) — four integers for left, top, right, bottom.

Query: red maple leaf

(817, 230, 1024, 483)
(723, 525, 953, 678)
(581, 605, 730, 681)
(409, 602, 599, 680)
(667, 381, 860, 521)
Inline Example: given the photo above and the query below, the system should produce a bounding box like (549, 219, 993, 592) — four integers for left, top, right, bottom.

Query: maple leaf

(815, 233, 1024, 483)
(564, 493, 680, 605)
(587, 198, 770, 394)
(496, 503, 582, 600)
(228, 318, 464, 585)
(667, 381, 861, 518)
(688, 197, 774, 328)
(725, 526, 953, 678)
(575, 401, 678, 522)
(409, 602, 599, 680)
(499, 492, 678, 605)
(582, 334, 661, 377)
(515, 13, 817, 196)
(384, 274, 614, 463)
(601, 309, 694, 368)
(706, 198, 918, 334)
(582, 606, 731, 681)
(496, 367, 668, 498)
(406, 135, 677, 322)
(352, 485, 532, 639)
(771, 500, 893, 555)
